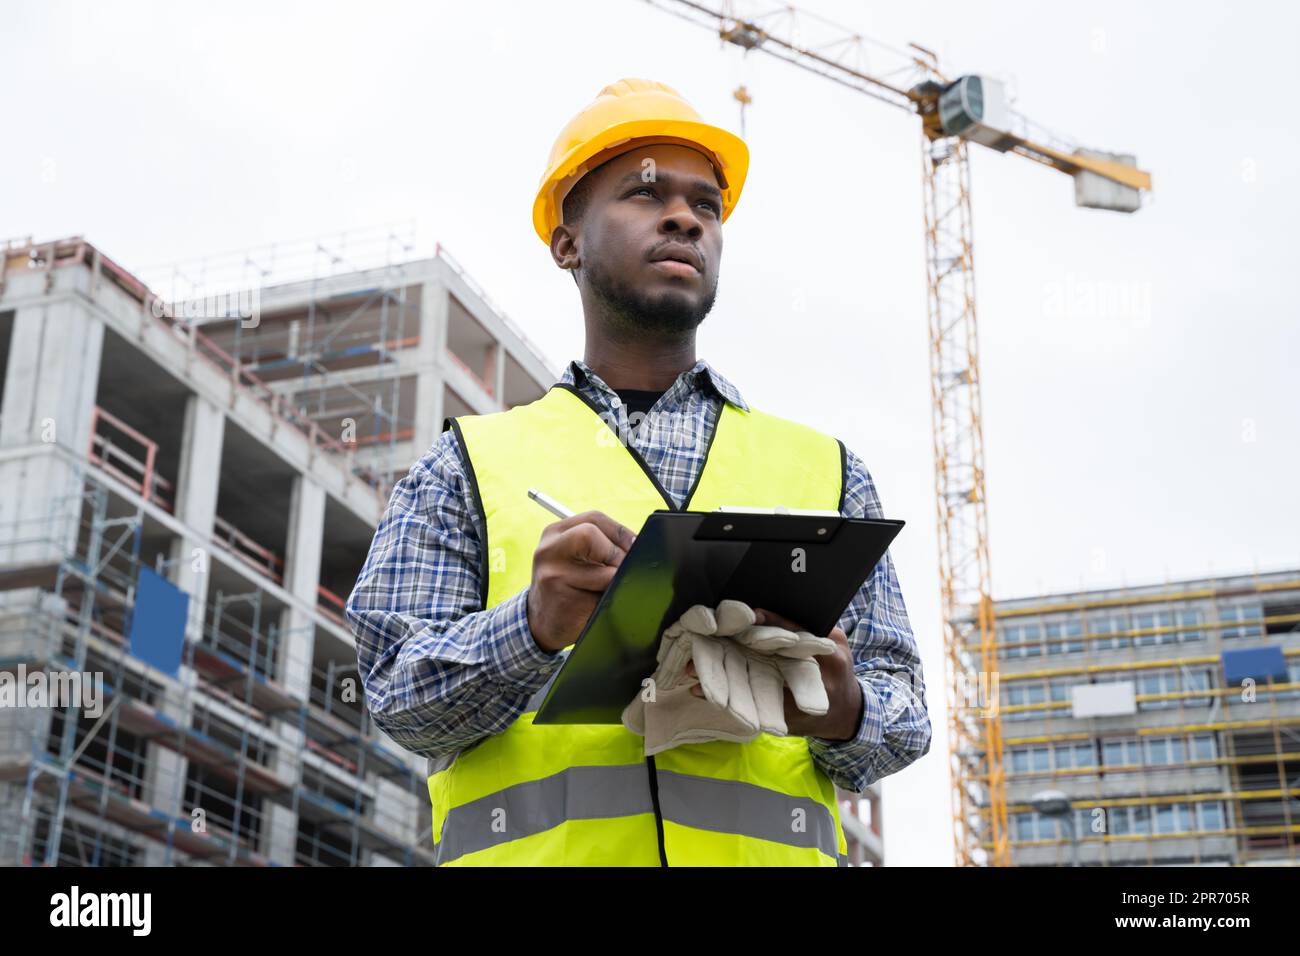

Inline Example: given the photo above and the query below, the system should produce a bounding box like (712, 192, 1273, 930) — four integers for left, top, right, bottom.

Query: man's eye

(632, 187, 656, 198)
(699, 201, 721, 214)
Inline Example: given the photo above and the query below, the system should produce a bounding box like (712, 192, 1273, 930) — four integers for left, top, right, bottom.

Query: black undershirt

(614, 387, 666, 419)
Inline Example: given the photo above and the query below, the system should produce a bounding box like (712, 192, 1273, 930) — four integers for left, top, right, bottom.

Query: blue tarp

(1221, 645, 1287, 685)
(128, 567, 189, 677)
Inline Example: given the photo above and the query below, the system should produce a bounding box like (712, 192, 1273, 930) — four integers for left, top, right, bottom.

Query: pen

(527, 487, 575, 520)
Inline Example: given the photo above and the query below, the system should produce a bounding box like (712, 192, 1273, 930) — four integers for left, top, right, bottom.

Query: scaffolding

(0, 476, 434, 866)
(0, 230, 562, 867)
(972, 571, 1300, 866)
(133, 224, 554, 494)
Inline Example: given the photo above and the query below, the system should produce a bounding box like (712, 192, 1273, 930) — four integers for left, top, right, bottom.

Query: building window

(1012, 812, 1063, 841)
(1005, 682, 1047, 720)
(1073, 807, 1105, 837)
(1045, 618, 1085, 655)
(1177, 608, 1204, 642)
(1091, 615, 1130, 651)
(1137, 670, 1177, 710)
(1134, 610, 1179, 647)
(1049, 679, 1082, 707)
(997, 624, 1018, 660)
(1077, 741, 1096, 769)
(1144, 736, 1187, 766)
(1183, 669, 1214, 708)
(1037, 812, 1060, 840)
(1010, 747, 1030, 774)
(1152, 802, 1195, 834)
(1055, 740, 1094, 770)
(1103, 737, 1140, 767)
(1198, 801, 1225, 832)
(1014, 812, 1056, 841)
(1131, 806, 1151, 834)
(1219, 603, 1263, 639)
(1003, 622, 1043, 658)
(1191, 734, 1217, 761)
(1014, 812, 1031, 841)
(1133, 611, 1157, 647)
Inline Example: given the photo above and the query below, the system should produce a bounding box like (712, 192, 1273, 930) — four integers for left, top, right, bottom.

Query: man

(347, 78, 931, 867)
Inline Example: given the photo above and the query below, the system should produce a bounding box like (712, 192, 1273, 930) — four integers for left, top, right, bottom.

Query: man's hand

(685, 608, 863, 741)
(526, 510, 637, 653)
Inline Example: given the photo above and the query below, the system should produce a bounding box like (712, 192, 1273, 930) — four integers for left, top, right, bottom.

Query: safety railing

(4, 238, 383, 493)
(211, 515, 284, 584)
(316, 585, 347, 626)
(10, 235, 559, 501)
(86, 406, 175, 513)
(350, 428, 415, 449)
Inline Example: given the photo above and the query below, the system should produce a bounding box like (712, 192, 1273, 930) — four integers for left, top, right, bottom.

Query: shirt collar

(559, 358, 750, 413)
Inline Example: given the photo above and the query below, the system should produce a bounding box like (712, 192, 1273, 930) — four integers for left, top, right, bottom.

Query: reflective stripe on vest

(430, 383, 850, 866)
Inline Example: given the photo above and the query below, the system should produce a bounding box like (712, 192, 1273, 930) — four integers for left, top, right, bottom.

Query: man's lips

(650, 259, 700, 278)
(648, 245, 703, 273)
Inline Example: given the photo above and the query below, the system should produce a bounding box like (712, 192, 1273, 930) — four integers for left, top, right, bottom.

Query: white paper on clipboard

(715, 505, 842, 516)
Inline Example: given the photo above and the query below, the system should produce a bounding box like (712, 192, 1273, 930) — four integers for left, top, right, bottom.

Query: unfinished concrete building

(994, 569, 1300, 865)
(0, 234, 553, 865)
(0, 232, 883, 866)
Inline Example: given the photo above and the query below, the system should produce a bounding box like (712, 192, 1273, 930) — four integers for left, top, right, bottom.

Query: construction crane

(641, 0, 1152, 867)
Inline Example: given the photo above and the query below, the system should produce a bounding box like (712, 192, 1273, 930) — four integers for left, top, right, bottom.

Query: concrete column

(278, 475, 325, 698)
(0, 300, 103, 566)
(138, 395, 224, 863)
(368, 776, 418, 865)
(412, 281, 448, 454)
(263, 723, 305, 865)
(169, 393, 225, 640)
(276, 475, 326, 703)
(0, 301, 103, 864)
(139, 674, 196, 866)
(263, 476, 325, 865)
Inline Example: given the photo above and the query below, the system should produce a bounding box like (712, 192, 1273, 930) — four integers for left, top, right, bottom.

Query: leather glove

(622, 605, 761, 754)
(720, 600, 838, 733)
(622, 601, 836, 753)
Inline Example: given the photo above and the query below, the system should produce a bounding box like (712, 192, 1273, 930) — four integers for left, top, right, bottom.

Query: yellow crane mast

(642, 0, 1153, 866)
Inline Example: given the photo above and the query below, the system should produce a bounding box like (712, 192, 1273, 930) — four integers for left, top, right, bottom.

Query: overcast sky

(5, 0, 1297, 866)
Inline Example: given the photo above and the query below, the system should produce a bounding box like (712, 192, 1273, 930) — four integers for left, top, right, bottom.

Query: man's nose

(660, 196, 704, 238)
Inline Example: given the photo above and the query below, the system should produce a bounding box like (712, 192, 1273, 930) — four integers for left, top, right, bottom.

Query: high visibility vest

(428, 382, 850, 866)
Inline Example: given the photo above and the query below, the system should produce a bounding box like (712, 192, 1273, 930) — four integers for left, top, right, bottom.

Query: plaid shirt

(346, 358, 932, 793)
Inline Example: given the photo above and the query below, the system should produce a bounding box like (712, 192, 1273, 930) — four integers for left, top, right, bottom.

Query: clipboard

(531, 509, 904, 724)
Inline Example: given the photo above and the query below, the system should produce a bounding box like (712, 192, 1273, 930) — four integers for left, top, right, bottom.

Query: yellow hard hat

(532, 78, 750, 245)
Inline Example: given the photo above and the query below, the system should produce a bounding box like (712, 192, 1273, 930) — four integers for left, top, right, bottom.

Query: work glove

(621, 600, 836, 755)
(621, 605, 758, 753)
(722, 601, 839, 726)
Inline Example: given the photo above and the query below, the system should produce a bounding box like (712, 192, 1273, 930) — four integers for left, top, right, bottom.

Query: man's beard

(585, 256, 718, 337)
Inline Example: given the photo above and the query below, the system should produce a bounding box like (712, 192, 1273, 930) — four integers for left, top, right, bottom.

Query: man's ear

(550, 223, 580, 275)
